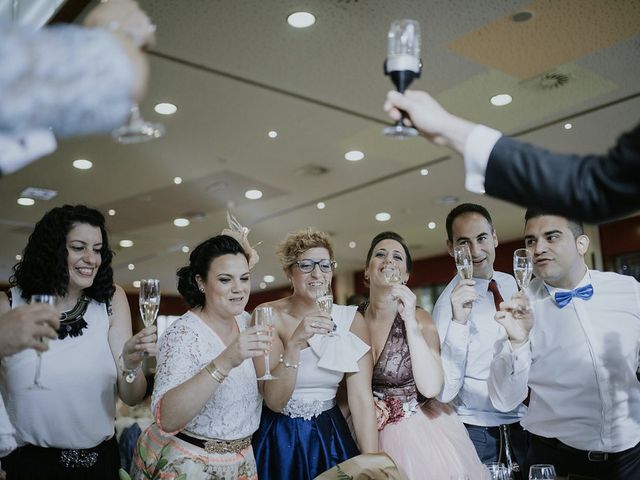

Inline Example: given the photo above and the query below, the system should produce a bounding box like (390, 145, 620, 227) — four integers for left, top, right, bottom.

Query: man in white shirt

(433, 203, 527, 466)
(383, 90, 640, 223)
(489, 210, 640, 479)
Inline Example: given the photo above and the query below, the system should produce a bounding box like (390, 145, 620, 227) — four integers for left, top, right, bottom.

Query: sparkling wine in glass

(383, 263, 403, 285)
(27, 294, 55, 390)
(315, 284, 337, 336)
(139, 279, 160, 328)
(513, 249, 533, 291)
(255, 306, 277, 380)
(528, 464, 556, 480)
(454, 244, 473, 308)
(383, 19, 422, 138)
(112, 104, 165, 144)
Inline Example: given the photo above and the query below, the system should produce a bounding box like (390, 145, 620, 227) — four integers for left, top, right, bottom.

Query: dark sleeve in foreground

(484, 123, 640, 223)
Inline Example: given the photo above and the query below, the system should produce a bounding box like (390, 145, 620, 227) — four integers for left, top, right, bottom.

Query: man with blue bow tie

(488, 209, 640, 479)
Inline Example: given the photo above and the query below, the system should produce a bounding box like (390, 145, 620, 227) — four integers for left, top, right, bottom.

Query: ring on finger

(311, 322, 318, 328)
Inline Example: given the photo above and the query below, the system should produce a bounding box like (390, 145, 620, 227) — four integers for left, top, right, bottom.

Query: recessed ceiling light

(154, 102, 177, 115)
(268, 130, 278, 139)
(375, 212, 391, 222)
(490, 94, 512, 106)
(564, 123, 573, 130)
(427, 222, 437, 230)
(173, 218, 190, 227)
(345, 150, 364, 161)
(512, 11, 533, 22)
(127, 263, 135, 271)
(181, 245, 190, 253)
(317, 202, 326, 210)
(259, 282, 267, 289)
(133, 280, 141, 288)
(349, 241, 356, 249)
(420, 168, 429, 176)
(73, 159, 93, 170)
(15, 254, 22, 261)
(119, 239, 134, 248)
(287, 11, 315, 28)
(263, 275, 275, 283)
(17, 197, 35, 206)
(108, 209, 116, 216)
(174, 176, 183, 184)
(245, 189, 263, 200)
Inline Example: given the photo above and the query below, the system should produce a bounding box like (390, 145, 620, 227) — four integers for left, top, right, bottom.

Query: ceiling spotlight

(127, 263, 135, 271)
(173, 176, 183, 184)
(287, 11, 315, 28)
(268, 130, 278, 138)
(490, 94, 512, 106)
(15, 254, 22, 261)
(17, 197, 35, 206)
(263, 275, 275, 283)
(119, 239, 134, 248)
(345, 150, 364, 161)
(420, 168, 429, 176)
(154, 103, 177, 115)
(73, 159, 93, 170)
(133, 280, 141, 288)
(427, 222, 437, 230)
(173, 218, 190, 227)
(317, 202, 326, 210)
(564, 123, 573, 130)
(245, 189, 263, 200)
(349, 241, 356, 249)
(108, 209, 116, 216)
(375, 212, 391, 222)
(259, 282, 267, 289)
(181, 245, 190, 253)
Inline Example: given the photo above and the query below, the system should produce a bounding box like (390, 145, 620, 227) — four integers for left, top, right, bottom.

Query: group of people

(1, 200, 638, 480)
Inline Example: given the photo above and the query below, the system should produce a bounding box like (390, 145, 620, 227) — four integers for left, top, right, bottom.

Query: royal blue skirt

(252, 404, 360, 480)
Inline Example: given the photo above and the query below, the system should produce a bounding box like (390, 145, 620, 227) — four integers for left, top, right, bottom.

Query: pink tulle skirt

(379, 400, 490, 480)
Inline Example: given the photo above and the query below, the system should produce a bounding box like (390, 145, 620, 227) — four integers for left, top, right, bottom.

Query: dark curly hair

(365, 231, 413, 273)
(11, 205, 115, 302)
(177, 235, 246, 308)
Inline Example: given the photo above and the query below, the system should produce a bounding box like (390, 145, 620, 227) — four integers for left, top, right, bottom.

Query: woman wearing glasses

(251, 228, 378, 480)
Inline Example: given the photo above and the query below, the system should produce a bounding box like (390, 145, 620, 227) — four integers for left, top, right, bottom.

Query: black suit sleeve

(483, 123, 640, 223)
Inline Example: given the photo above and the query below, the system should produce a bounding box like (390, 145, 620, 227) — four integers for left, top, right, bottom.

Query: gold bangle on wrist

(205, 361, 227, 383)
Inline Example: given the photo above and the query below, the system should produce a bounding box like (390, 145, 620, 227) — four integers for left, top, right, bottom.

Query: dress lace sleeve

(0, 24, 133, 137)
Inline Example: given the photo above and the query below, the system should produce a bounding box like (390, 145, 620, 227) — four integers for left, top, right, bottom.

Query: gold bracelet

(278, 353, 300, 369)
(205, 361, 227, 383)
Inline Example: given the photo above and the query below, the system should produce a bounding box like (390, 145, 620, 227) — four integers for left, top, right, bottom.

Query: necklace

(58, 296, 91, 340)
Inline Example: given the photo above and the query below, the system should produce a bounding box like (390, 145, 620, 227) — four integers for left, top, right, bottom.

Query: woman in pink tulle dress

(359, 231, 489, 479)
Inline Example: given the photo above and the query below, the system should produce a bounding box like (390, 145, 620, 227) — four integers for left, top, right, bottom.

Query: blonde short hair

(277, 227, 334, 272)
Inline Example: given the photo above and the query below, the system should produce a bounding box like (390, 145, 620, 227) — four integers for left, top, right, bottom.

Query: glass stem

(33, 352, 43, 386)
(263, 353, 271, 377)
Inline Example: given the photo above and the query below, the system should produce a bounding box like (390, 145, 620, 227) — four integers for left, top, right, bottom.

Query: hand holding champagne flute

(255, 306, 276, 380)
(139, 279, 160, 355)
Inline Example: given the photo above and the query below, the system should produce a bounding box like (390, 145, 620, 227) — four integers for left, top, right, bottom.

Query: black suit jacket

(484, 123, 640, 223)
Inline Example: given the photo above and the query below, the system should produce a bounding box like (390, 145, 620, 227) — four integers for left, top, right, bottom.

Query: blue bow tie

(553, 284, 594, 308)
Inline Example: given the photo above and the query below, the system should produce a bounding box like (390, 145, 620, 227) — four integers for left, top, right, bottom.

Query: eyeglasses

(294, 259, 337, 273)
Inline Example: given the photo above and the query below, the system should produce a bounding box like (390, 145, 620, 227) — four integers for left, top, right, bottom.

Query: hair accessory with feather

(221, 212, 260, 269)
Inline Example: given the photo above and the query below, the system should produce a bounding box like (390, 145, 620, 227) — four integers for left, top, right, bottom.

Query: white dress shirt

(488, 270, 640, 452)
(433, 271, 526, 426)
(463, 124, 502, 194)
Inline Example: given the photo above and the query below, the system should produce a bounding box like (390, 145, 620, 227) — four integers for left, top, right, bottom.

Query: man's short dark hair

(445, 203, 494, 241)
(524, 208, 584, 238)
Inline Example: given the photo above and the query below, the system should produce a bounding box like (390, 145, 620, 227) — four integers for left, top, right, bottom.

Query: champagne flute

(315, 284, 337, 336)
(383, 19, 422, 138)
(485, 463, 509, 480)
(513, 249, 533, 291)
(454, 244, 473, 308)
(27, 294, 55, 390)
(112, 104, 165, 144)
(383, 263, 403, 286)
(139, 279, 160, 357)
(528, 464, 556, 480)
(255, 306, 277, 380)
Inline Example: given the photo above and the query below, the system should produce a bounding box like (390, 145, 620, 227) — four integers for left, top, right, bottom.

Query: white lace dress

(130, 311, 261, 480)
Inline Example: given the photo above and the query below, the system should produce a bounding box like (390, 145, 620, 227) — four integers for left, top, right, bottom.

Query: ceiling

(1, 0, 639, 297)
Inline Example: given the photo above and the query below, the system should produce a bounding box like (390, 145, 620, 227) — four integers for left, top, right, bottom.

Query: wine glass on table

(528, 464, 556, 480)
(383, 19, 422, 138)
(255, 306, 277, 380)
(112, 104, 165, 144)
(139, 279, 160, 360)
(27, 294, 55, 390)
(454, 244, 474, 308)
(314, 283, 337, 336)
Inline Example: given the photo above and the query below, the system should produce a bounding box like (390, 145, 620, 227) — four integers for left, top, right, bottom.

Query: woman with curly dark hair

(0, 204, 156, 479)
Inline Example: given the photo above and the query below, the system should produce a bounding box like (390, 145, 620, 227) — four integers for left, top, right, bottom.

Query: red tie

(488, 279, 504, 311)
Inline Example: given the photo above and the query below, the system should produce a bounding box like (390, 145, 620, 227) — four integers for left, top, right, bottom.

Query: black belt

(532, 434, 609, 462)
(174, 432, 251, 454)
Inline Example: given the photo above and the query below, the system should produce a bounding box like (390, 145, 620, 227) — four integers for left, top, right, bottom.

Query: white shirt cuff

(509, 340, 532, 375)
(0, 129, 57, 176)
(463, 124, 502, 194)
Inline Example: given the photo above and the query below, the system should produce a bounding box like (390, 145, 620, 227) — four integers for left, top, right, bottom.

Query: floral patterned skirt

(129, 424, 257, 480)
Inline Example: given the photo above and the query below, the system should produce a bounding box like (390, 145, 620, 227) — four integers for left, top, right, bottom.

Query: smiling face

(447, 212, 497, 280)
(197, 253, 251, 317)
(66, 222, 103, 295)
(289, 247, 333, 299)
(524, 215, 589, 289)
(366, 239, 409, 286)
